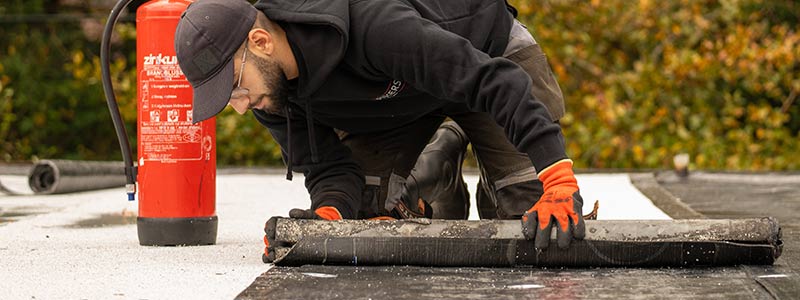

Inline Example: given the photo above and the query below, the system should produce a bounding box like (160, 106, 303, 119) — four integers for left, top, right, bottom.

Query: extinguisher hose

(100, 0, 137, 201)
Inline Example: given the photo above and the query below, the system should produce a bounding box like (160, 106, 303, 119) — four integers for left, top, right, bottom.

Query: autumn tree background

(1, 0, 798, 170)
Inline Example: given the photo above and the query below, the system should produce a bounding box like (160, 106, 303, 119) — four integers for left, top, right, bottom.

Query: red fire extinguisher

(133, 0, 217, 246)
(101, 1, 217, 245)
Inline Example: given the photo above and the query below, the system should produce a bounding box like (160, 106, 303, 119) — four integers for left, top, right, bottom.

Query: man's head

(175, 0, 290, 123)
(227, 17, 290, 116)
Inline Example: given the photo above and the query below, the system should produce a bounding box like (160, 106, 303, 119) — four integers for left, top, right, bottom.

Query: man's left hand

(521, 160, 586, 250)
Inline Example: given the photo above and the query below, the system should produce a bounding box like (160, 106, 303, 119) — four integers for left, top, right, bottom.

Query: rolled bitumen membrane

(2, 160, 126, 195)
(27, 160, 126, 194)
(240, 171, 800, 299)
(239, 172, 800, 299)
(264, 218, 782, 267)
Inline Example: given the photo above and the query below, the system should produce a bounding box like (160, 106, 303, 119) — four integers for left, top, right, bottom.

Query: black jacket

(252, 0, 566, 218)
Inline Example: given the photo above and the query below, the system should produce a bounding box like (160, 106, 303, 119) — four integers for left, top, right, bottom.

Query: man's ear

(248, 28, 274, 57)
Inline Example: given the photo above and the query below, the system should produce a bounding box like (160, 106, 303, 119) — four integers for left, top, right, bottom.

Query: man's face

(229, 49, 289, 115)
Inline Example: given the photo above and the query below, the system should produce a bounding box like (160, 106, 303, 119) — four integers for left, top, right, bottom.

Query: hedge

(511, 0, 799, 170)
(1, 0, 797, 170)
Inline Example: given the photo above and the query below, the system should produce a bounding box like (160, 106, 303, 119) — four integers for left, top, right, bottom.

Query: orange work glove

(263, 218, 279, 263)
(288, 206, 343, 220)
(521, 159, 586, 249)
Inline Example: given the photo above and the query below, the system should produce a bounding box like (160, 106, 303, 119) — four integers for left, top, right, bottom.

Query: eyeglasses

(229, 41, 254, 114)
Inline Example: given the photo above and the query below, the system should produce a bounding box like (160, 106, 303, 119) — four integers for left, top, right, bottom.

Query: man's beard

(250, 53, 289, 114)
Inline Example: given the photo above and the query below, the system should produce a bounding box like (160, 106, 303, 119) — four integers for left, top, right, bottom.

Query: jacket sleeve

(253, 106, 363, 219)
(358, 1, 568, 170)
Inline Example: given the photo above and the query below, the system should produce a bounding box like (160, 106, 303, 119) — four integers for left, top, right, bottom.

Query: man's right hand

(264, 206, 342, 263)
(288, 206, 343, 220)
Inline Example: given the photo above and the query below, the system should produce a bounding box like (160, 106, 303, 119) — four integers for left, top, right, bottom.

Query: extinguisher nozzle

(126, 183, 136, 201)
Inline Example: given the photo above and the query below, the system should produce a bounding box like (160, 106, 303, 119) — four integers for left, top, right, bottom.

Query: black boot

(406, 121, 470, 219)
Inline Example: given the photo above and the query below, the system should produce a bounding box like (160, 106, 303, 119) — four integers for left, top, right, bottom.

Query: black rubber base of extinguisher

(137, 216, 218, 246)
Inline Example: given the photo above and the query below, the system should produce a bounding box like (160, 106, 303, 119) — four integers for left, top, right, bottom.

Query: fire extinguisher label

(138, 53, 206, 163)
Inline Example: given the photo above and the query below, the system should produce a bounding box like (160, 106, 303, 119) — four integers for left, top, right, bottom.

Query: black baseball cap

(174, 0, 257, 123)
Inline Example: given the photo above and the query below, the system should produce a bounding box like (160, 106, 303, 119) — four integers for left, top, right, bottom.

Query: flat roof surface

(1, 167, 797, 299)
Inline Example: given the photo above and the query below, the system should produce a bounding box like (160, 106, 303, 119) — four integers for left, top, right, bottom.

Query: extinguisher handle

(101, 0, 138, 201)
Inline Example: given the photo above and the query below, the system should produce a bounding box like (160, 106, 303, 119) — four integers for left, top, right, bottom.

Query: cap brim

(191, 58, 234, 124)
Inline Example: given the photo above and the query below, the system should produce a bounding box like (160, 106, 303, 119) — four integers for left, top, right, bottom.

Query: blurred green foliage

(0, 1, 137, 162)
(511, 0, 799, 170)
(0, 0, 282, 166)
(215, 109, 284, 166)
(1, 0, 797, 170)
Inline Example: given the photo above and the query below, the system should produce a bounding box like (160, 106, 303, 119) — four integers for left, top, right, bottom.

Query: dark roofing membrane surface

(237, 171, 800, 299)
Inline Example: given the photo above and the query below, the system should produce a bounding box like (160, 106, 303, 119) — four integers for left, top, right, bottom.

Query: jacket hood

(254, 0, 349, 98)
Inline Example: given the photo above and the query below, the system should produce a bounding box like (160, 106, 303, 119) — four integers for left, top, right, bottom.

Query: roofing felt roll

(264, 218, 782, 267)
(27, 160, 126, 194)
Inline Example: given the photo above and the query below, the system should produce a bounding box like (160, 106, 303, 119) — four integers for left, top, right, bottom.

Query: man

(174, 0, 585, 253)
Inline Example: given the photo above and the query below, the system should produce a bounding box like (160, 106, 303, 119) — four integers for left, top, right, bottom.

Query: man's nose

(228, 97, 249, 114)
